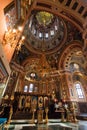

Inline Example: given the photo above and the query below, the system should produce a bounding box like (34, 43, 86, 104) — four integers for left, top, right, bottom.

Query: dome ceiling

(23, 11, 67, 54)
(13, 9, 82, 64)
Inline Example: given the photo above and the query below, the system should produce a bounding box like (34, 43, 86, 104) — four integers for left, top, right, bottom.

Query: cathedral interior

(0, 0, 87, 130)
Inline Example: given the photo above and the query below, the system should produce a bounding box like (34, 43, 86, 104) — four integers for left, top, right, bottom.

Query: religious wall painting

(38, 96, 44, 109)
(4, 1, 17, 30)
(31, 96, 38, 111)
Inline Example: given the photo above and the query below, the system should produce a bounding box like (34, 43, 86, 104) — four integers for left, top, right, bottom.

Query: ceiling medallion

(36, 11, 53, 26)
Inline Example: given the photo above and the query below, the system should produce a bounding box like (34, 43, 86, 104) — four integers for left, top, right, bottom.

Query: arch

(58, 41, 82, 70)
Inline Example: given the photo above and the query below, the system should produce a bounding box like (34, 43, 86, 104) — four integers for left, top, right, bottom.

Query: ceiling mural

(36, 11, 54, 26)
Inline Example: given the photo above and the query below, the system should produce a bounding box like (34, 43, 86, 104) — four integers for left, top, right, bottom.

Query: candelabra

(3, 27, 25, 51)
(45, 107, 49, 123)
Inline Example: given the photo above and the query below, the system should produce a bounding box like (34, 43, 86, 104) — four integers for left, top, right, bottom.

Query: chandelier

(36, 11, 53, 26)
(3, 26, 25, 51)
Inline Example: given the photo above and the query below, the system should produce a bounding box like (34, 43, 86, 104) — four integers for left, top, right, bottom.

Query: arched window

(50, 30, 54, 36)
(29, 83, 34, 92)
(75, 82, 84, 98)
(24, 85, 28, 92)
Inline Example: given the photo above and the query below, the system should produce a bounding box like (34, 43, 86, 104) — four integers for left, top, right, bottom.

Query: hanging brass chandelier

(3, 26, 25, 51)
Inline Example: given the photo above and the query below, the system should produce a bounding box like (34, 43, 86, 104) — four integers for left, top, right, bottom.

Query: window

(78, 6, 84, 14)
(30, 72, 36, 78)
(75, 82, 84, 98)
(29, 20, 32, 28)
(66, 0, 72, 6)
(50, 30, 54, 36)
(45, 33, 48, 38)
(29, 83, 34, 92)
(74, 63, 79, 70)
(33, 29, 36, 35)
(39, 33, 42, 38)
(55, 25, 58, 31)
(24, 85, 28, 92)
(70, 63, 80, 72)
(72, 2, 78, 10)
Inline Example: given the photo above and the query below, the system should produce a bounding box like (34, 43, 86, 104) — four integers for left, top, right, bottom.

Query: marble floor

(4, 119, 87, 130)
